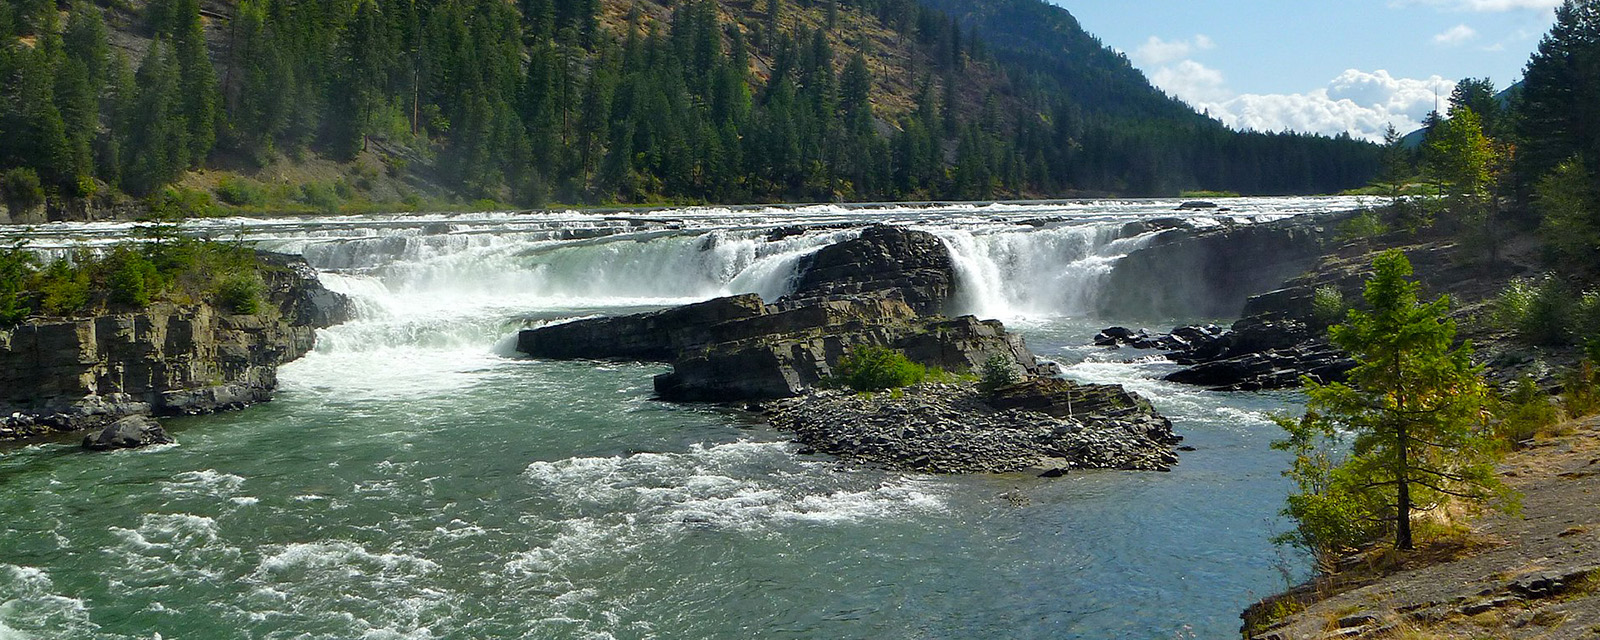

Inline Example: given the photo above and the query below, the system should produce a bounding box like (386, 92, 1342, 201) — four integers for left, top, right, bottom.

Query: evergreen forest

(0, 0, 1384, 211)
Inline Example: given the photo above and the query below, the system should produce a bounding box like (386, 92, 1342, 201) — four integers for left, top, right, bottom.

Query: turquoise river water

(0, 198, 1370, 639)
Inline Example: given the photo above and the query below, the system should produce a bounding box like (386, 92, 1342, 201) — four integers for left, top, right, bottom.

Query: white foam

(161, 469, 246, 498)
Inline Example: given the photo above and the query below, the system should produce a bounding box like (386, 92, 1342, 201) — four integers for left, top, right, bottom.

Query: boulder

(82, 415, 172, 450)
(517, 294, 767, 361)
(653, 304, 1049, 401)
(787, 225, 956, 315)
(1176, 201, 1219, 210)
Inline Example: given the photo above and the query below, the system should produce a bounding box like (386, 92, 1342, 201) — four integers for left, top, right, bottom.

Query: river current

(0, 198, 1369, 639)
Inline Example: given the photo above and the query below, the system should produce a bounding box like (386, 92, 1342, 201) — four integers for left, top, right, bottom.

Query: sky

(1059, 1, 1564, 141)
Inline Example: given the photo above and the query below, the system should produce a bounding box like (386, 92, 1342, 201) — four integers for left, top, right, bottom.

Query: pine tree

(1276, 250, 1507, 555)
(121, 40, 188, 196)
(1518, 0, 1600, 191)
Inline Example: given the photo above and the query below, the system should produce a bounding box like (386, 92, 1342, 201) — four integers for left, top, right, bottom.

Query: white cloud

(1432, 23, 1478, 44)
(1148, 63, 1455, 142)
(1131, 35, 1215, 67)
(1392, 0, 1561, 11)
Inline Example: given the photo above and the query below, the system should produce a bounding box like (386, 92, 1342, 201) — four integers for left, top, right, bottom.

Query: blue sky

(1058, 0, 1562, 140)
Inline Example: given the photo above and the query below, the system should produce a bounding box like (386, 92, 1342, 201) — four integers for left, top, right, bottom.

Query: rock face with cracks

(0, 253, 350, 440)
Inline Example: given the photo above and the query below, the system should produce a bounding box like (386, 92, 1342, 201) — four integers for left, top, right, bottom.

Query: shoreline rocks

(759, 380, 1181, 474)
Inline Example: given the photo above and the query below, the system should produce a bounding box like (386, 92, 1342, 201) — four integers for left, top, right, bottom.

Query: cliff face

(1096, 213, 1354, 320)
(0, 253, 349, 439)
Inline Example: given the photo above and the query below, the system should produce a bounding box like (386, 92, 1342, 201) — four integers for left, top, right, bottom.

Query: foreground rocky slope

(1242, 416, 1600, 639)
(0, 253, 349, 439)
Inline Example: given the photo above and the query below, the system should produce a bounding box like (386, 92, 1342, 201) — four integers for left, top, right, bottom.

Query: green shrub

(834, 346, 926, 392)
(297, 182, 341, 214)
(104, 248, 159, 307)
(1495, 376, 1563, 449)
(1311, 285, 1346, 326)
(36, 259, 90, 316)
(0, 240, 37, 326)
(1337, 209, 1389, 242)
(150, 186, 219, 218)
(216, 272, 264, 315)
(978, 354, 1020, 394)
(215, 176, 268, 207)
(1495, 276, 1576, 345)
(1564, 361, 1600, 419)
(1, 167, 45, 212)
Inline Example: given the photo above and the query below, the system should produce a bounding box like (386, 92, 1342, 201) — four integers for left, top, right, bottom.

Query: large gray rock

(761, 382, 1180, 473)
(787, 225, 956, 315)
(82, 415, 172, 450)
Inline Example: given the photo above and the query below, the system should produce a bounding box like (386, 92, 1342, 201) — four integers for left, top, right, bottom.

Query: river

(0, 198, 1368, 639)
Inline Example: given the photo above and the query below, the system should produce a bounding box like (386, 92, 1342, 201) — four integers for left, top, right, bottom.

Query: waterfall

(931, 223, 1163, 321)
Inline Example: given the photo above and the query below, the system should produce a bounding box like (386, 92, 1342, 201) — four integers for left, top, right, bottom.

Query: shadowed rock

(82, 415, 172, 451)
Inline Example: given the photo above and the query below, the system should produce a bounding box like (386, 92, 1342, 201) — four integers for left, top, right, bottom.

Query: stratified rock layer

(0, 253, 350, 439)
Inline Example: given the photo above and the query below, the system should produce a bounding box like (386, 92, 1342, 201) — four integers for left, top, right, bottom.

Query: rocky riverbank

(1242, 416, 1600, 640)
(0, 252, 350, 440)
(759, 378, 1181, 474)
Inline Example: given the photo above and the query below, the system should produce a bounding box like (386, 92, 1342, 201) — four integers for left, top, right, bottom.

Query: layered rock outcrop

(787, 225, 956, 315)
(0, 253, 349, 439)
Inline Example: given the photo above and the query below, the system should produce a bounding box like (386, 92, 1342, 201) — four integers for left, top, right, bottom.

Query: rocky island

(518, 224, 1183, 474)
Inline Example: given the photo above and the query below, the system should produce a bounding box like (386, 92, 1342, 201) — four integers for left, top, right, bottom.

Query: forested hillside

(0, 0, 1382, 214)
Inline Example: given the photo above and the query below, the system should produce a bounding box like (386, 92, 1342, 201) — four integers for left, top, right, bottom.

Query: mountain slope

(0, 0, 1380, 218)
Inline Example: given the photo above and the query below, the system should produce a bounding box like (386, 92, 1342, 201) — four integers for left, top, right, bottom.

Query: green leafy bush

(216, 272, 265, 315)
(978, 354, 1020, 394)
(1, 167, 45, 212)
(834, 346, 926, 392)
(1311, 285, 1346, 326)
(1495, 376, 1563, 449)
(104, 248, 160, 307)
(37, 259, 90, 316)
(1564, 361, 1600, 419)
(1494, 276, 1579, 346)
(1337, 209, 1389, 242)
(0, 240, 37, 326)
(215, 176, 268, 207)
(297, 182, 341, 214)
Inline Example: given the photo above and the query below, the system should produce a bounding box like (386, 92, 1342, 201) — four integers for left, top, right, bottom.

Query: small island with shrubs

(0, 215, 349, 442)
